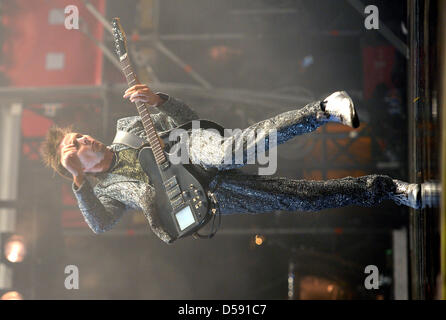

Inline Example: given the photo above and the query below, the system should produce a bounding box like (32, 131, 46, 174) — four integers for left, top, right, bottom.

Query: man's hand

(61, 144, 84, 186)
(123, 84, 165, 106)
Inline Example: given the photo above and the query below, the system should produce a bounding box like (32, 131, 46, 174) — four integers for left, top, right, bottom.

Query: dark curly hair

(40, 125, 74, 180)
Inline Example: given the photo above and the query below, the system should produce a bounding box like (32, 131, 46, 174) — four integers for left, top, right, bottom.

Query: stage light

(4, 235, 26, 263)
(1, 291, 23, 300)
(254, 235, 265, 246)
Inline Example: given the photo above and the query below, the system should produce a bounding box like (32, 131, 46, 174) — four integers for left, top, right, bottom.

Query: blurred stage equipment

(440, 0, 446, 301)
(0, 102, 21, 233)
(287, 261, 295, 300)
(408, 0, 442, 300)
(0, 102, 22, 294)
(286, 250, 355, 299)
(392, 228, 408, 299)
(0, 262, 12, 291)
(1, 0, 106, 87)
(299, 276, 346, 300)
(346, 0, 409, 59)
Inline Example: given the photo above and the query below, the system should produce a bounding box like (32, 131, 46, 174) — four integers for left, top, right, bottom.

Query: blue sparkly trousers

(200, 100, 396, 214)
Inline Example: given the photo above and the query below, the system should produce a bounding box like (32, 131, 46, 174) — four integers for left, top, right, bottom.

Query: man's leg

(189, 91, 359, 171)
(209, 172, 431, 213)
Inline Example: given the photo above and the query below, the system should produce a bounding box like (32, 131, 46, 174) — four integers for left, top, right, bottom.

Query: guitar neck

(119, 53, 167, 165)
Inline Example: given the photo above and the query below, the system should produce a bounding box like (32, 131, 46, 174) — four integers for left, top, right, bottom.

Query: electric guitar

(112, 18, 223, 241)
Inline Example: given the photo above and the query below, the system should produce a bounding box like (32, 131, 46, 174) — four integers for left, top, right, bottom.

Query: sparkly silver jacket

(72, 93, 198, 244)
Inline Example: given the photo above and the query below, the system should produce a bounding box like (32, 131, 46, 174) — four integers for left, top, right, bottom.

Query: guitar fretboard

(119, 54, 167, 165)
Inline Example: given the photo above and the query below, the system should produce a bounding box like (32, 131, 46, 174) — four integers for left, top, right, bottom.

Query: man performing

(40, 84, 439, 244)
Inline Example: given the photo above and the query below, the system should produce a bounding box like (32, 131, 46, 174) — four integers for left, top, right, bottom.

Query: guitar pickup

(170, 195, 184, 209)
(167, 185, 181, 200)
(164, 176, 178, 190)
(160, 161, 170, 171)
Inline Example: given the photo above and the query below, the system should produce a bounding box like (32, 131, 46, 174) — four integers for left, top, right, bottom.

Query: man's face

(59, 133, 108, 172)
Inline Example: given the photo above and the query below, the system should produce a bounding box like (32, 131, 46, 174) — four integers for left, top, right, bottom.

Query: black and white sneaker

(391, 180, 441, 209)
(391, 180, 421, 209)
(320, 91, 360, 129)
(420, 181, 442, 209)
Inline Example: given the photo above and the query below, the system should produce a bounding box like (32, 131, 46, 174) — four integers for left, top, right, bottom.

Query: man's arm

(61, 143, 125, 233)
(72, 178, 126, 234)
(155, 92, 199, 124)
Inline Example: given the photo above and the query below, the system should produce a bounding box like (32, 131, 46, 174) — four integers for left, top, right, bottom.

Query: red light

(334, 228, 343, 235)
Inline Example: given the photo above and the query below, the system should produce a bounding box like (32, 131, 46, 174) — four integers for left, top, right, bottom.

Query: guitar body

(139, 120, 224, 240)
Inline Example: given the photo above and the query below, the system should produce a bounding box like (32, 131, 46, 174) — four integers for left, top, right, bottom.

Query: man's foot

(420, 181, 442, 209)
(391, 180, 421, 209)
(390, 180, 441, 209)
(320, 91, 360, 128)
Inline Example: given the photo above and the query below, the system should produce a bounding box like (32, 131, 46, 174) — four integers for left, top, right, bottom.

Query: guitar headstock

(112, 17, 128, 60)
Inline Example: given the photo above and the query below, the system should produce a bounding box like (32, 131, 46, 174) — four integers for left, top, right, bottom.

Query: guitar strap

(112, 130, 148, 149)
